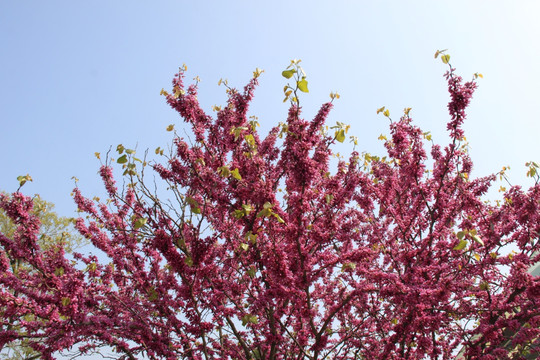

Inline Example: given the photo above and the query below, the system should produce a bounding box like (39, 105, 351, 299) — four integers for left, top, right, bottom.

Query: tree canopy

(0, 54, 539, 359)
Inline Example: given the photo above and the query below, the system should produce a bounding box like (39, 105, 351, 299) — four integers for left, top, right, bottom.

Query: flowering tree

(1, 53, 539, 359)
(0, 192, 84, 360)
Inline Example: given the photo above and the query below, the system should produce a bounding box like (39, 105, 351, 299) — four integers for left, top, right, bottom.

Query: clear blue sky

(2, 1, 540, 218)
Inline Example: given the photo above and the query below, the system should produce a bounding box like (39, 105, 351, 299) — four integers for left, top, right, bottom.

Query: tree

(1, 54, 539, 359)
(0, 192, 84, 359)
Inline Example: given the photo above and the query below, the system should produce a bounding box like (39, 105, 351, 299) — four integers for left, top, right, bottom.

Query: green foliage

(0, 192, 84, 359)
(281, 59, 309, 103)
(15, 174, 32, 188)
(0, 192, 84, 253)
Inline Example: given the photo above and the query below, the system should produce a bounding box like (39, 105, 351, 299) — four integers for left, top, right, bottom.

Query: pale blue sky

(2, 1, 540, 218)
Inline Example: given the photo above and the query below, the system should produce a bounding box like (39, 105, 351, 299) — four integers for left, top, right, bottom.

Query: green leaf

(233, 209, 245, 219)
(242, 204, 253, 215)
(246, 231, 257, 244)
(240, 243, 249, 251)
(341, 262, 356, 272)
(244, 134, 255, 147)
(231, 126, 248, 141)
(134, 217, 147, 229)
(273, 213, 285, 223)
(457, 231, 466, 240)
(453, 239, 468, 251)
(257, 202, 275, 218)
(55, 267, 65, 277)
(17, 174, 33, 187)
(257, 208, 271, 218)
(472, 235, 484, 246)
(336, 129, 346, 143)
(61, 297, 71, 306)
(184, 256, 193, 267)
(186, 196, 201, 214)
(218, 166, 231, 177)
(116, 144, 125, 154)
(117, 155, 128, 164)
(282, 69, 295, 79)
(241, 314, 258, 326)
(231, 168, 242, 180)
(441, 54, 450, 64)
(297, 78, 309, 93)
(125, 149, 135, 155)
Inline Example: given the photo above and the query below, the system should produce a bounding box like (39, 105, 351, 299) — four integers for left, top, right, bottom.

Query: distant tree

(0, 53, 539, 359)
(0, 191, 84, 360)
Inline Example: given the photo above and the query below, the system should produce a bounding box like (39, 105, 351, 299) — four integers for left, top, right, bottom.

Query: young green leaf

(273, 213, 285, 223)
(242, 203, 253, 215)
(441, 54, 450, 64)
(231, 168, 242, 180)
(336, 129, 346, 143)
(218, 166, 231, 177)
(186, 196, 201, 214)
(244, 134, 255, 147)
(472, 235, 484, 246)
(341, 262, 356, 272)
(242, 314, 259, 325)
(257, 208, 271, 218)
(134, 217, 147, 229)
(233, 209, 245, 219)
(297, 78, 309, 93)
(17, 174, 33, 187)
(453, 239, 468, 251)
(55, 267, 65, 277)
(282, 69, 295, 79)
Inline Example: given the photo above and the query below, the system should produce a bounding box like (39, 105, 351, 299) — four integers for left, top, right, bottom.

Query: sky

(1, 2, 540, 357)
(2, 1, 540, 218)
